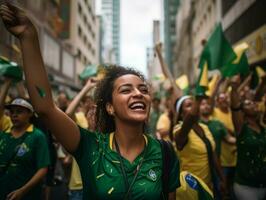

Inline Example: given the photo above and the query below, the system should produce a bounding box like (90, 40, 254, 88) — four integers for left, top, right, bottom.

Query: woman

(0, 98, 50, 200)
(173, 96, 225, 198)
(230, 76, 266, 200)
(0, 3, 180, 199)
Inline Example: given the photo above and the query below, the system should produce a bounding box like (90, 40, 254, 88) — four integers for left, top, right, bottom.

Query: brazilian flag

(176, 171, 214, 200)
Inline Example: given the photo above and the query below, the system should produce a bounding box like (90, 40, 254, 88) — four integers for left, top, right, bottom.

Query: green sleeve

(217, 121, 227, 138)
(35, 130, 50, 169)
(73, 126, 97, 162)
(169, 150, 181, 192)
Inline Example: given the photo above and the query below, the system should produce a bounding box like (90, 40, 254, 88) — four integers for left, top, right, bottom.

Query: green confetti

(36, 86, 46, 98)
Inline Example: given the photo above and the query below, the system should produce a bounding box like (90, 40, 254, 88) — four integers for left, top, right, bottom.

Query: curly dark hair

(95, 65, 146, 133)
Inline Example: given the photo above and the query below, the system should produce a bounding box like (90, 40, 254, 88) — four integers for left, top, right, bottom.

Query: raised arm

(0, 3, 80, 152)
(0, 78, 12, 124)
(65, 78, 96, 119)
(230, 75, 244, 134)
(175, 98, 200, 150)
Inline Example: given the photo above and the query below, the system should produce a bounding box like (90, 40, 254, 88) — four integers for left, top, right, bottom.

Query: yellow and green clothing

(173, 122, 215, 187)
(212, 108, 237, 167)
(235, 123, 266, 187)
(200, 119, 227, 157)
(69, 111, 88, 191)
(0, 124, 50, 200)
(73, 127, 180, 199)
(176, 171, 213, 200)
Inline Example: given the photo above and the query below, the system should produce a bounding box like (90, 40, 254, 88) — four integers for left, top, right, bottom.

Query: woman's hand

(0, 2, 35, 39)
(6, 188, 25, 200)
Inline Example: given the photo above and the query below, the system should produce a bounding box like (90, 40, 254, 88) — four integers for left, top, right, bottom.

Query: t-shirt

(69, 112, 87, 190)
(173, 122, 215, 187)
(0, 115, 12, 132)
(200, 120, 227, 157)
(212, 108, 236, 167)
(75, 112, 89, 129)
(235, 123, 266, 187)
(156, 112, 171, 141)
(0, 125, 50, 200)
(73, 127, 180, 199)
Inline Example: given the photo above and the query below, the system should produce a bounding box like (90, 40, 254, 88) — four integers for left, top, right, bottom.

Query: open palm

(0, 3, 33, 38)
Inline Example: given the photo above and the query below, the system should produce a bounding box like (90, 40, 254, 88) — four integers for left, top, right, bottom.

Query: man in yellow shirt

(212, 92, 236, 198)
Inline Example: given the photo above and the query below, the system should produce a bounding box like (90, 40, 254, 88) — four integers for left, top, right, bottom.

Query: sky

(96, 0, 162, 76)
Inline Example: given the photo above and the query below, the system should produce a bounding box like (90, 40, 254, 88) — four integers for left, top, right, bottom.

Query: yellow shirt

(156, 112, 171, 141)
(212, 108, 237, 167)
(75, 112, 88, 129)
(0, 115, 12, 131)
(68, 159, 83, 190)
(173, 122, 215, 187)
(69, 111, 88, 190)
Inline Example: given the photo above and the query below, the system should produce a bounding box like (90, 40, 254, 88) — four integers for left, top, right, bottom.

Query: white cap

(5, 98, 34, 112)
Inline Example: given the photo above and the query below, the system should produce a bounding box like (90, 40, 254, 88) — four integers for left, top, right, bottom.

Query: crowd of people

(0, 2, 266, 200)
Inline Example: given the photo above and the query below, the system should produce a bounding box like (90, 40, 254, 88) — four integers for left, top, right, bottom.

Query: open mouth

(129, 102, 146, 111)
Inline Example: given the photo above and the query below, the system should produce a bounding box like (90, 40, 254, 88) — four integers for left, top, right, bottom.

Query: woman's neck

(114, 122, 145, 163)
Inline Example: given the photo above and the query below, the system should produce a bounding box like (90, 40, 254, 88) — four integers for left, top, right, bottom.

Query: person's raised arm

(65, 78, 96, 119)
(0, 78, 12, 122)
(175, 97, 200, 150)
(230, 75, 244, 135)
(0, 3, 79, 153)
(254, 75, 266, 101)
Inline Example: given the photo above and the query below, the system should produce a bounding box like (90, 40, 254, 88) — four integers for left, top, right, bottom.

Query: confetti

(36, 86, 46, 98)
(108, 187, 114, 194)
(96, 173, 105, 179)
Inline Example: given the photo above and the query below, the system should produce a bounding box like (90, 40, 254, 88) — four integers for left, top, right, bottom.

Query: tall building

(222, 0, 266, 68)
(174, 0, 195, 80)
(147, 20, 163, 90)
(101, 0, 120, 64)
(66, 0, 99, 82)
(163, 0, 179, 73)
(0, 0, 80, 90)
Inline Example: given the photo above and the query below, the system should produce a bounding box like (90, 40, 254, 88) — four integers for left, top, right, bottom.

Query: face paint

(36, 86, 46, 98)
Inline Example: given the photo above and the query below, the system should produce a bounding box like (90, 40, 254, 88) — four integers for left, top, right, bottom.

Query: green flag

(221, 52, 249, 77)
(200, 23, 237, 70)
(0, 57, 23, 81)
(79, 64, 97, 80)
(195, 23, 236, 96)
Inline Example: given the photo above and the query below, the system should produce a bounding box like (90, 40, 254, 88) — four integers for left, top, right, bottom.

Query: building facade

(163, 0, 179, 74)
(101, 0, 120, 64)
(147, 20, 163, 90)
(222, 0, 266, 69)
(66, 0, 99, 82)
(0, 0, 100, 91)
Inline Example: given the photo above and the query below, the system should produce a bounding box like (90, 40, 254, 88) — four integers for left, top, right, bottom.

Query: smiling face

(107, 74, 151, 124)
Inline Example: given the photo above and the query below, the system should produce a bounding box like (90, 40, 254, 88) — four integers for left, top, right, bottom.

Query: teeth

(130, 102, 145, 109)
